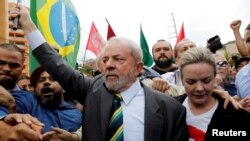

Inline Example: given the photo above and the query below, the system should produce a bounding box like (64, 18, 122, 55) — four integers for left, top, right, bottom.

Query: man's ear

(135, 61, 144, 76)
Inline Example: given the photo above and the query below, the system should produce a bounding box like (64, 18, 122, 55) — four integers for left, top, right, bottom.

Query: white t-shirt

(183, 97, 218, 141)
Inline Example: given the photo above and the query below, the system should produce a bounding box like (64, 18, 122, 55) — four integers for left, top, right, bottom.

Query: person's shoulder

(174, 94, 187, 103)
(91, 74, 105, 88)
(144, 86, 184, 109)
(11, 90, 37, 105)
(11, 90, 38, 110)
(12, 90, 34, 98)
(161, 71, 175, 78)
(235, 64, 250, 97)
(61, 102, 82, 119)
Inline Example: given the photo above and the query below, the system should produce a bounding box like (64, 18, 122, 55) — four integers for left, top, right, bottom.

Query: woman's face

(182, 63, 215, 106)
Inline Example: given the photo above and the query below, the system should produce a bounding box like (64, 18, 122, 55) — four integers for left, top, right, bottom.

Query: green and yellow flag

(30, 0, 80, 74)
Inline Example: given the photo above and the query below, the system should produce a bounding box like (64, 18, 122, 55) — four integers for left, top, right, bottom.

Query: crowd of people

(0, 3, 250, 141)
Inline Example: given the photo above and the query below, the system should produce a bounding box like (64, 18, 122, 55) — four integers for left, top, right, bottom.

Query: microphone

(12, 0, 22, 30)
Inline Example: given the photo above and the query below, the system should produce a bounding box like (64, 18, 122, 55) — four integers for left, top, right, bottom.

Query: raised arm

(230, 20, 249, 56)
(9, 4, 92, 104)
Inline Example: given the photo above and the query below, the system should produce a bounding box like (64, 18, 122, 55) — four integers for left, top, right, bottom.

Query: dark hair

(0, 43, 24, 59)
(246, 24, 250, 30)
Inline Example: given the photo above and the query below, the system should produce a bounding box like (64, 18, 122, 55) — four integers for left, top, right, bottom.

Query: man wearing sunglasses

(214, 54, 237, 96)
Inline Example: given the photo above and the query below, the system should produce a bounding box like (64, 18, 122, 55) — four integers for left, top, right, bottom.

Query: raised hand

(230, 20, 241, 31)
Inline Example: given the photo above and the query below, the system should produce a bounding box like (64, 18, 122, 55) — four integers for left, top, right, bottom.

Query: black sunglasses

(216, 61, 228, 67)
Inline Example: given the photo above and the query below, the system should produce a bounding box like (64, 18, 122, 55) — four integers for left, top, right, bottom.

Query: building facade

(0, 1, 30, 75)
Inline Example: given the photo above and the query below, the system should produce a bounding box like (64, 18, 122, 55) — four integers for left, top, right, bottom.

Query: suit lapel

(144, 86, 164, 141)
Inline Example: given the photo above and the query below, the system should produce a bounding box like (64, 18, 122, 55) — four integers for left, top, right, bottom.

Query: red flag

(106, 18, 116, 40)
(86, 22, 105, 55)
(176, 22, 185, 44)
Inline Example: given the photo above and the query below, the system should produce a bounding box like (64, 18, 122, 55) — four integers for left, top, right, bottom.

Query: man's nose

(160, 50, 165, 54)
(105, 59, 115, 69)
(43, 79, 51, 86)
(1, 64, 11, 72)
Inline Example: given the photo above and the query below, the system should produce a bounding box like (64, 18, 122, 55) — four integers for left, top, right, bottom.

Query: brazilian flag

(30, 0, 80, 74)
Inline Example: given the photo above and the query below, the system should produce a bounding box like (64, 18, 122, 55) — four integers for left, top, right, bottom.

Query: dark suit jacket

(33, 43, 188, 141)
(175, 94, 250, 141)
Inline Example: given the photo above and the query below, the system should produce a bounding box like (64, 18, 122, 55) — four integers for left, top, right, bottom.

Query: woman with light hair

(175, 47, 250, 140)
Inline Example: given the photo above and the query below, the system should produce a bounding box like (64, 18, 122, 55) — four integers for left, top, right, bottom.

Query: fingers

(9, 4, 35, 30)
(239, 97, 250, 110)
(230, 96, 242, 110)
(245, 98, 250, 108)
(223, 94, 229, 109)
(42, 131, 56, 140)
(28, 115, 44, 127)
(8, 6, 20, 19)
(51, 126, 66, 133)
(50, 127, 73, 140)
(42, 128, 72, 141)
(4, 113, 44, 127)
(230, 20, 241, 29)
(4, 113, 23, 124)
(9, 123, 43, 141)
(212, 88, 241, 110)
(31, 124, 44, 134)
(152, 78, 169, 93)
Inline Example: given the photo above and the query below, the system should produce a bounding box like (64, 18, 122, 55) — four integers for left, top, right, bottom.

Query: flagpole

(105, 17, 109, 24)
(83, 49, 87, 64)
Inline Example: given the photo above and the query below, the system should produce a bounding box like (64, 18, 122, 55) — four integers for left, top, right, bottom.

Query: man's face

(0, 48, 23, 89)
(244, 30, 250, 53)
(176, 41, 196, 64)
(214, 55, 229, 80)
(17, 78, 34, 93)
(152, 41, 173, 69)
(35, 71, 64, 108)
(236, 60, 249, 72)
(101, 42, 143, 92)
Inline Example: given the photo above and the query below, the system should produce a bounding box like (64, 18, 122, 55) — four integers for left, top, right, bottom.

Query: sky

(12, 0, 249, 63)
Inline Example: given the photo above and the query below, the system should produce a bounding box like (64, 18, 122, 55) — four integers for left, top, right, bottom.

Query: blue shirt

(0, 90, 82, 132)
(236, 62, 250, 98)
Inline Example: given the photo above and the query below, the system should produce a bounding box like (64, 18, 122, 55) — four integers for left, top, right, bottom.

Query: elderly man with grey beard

(10, 4, 189, 141)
